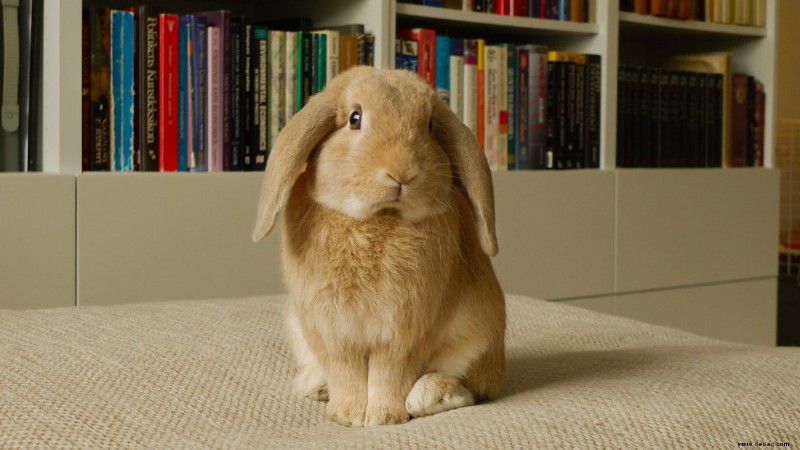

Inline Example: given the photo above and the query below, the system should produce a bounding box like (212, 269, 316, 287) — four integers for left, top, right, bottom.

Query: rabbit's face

(305, 71, 454, 223)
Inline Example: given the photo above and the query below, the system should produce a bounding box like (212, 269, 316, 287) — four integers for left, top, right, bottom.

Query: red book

(510, 0, 527, 16)
(728, 73, 748, 167)
(158, 13, 178, 172)
(754, 81, 765, 167)
(493, 0, 510, 15)
(397, 28, 436, 87)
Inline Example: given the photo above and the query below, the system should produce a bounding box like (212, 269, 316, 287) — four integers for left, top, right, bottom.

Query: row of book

(397, 28, 601, 170)
(82, 7, 374, 172)
(617, 65, 764, 168)
(399, 0, 590, 23)
(620, 0, 767, 27)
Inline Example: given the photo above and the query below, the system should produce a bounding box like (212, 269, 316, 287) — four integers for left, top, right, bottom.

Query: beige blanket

(1, 295, 798, 449)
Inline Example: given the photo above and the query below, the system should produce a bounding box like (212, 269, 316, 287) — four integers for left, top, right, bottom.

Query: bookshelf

(0, 0, 780, 346)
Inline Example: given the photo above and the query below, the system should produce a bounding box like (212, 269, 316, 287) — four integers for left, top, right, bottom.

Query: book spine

(754, 81, 765, 167)
(82, 8, 91, 171)
(585, 54, 601, 168)
(516, 47, 529, 169)
(300, 32, 313, 107)
(396, 38, 419, 73)
(729, 73, 748, 167)
(529, 45, 548, 169)
(251, 26, 269, 171)
(110, 10, 135, 172)
(449, 38, 465, 122)
(270, 31, 286, 151)
(177, 16, 190, 172)
(241, 20, 252, 171)
(435, 35, 450, 105)
(158, 14, 178, 171)
(463, 39, 479, 138)
(88, 8, 111, 171)
(207, 26, 222, 172)
(477, 39, 485, 150)
(316, 33, 326, 93)
(285, 31, 298, 123)
(484, 45, 500, 170)
(505, 44, 516, 170)
(230, 19, 244, 171)
(745, 75, 756, 166)
(192, 18, 208, 172)
(139, 7, 159, 171)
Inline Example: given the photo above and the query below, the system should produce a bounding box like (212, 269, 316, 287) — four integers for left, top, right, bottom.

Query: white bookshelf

(1, 0, 780, 345)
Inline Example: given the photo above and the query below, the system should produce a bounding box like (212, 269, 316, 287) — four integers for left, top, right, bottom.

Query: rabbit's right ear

(252, 66, 374, 242)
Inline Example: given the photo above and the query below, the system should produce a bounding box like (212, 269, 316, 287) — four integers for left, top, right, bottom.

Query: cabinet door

(614, 279, 777, 346)
(77, 173, 283, 306)
(492, 171, 615, 300)
(615, 169, 779, 293)
(0, 175, 76, 309)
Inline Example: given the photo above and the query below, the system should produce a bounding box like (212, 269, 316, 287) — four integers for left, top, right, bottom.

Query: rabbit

(252, 66, 505, 427)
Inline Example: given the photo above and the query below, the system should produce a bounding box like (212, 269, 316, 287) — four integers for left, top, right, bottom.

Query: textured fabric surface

(1, 294, 798, 449)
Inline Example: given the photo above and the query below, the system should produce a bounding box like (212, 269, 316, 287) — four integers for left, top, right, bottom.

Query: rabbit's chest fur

(283, 183, 462, 348)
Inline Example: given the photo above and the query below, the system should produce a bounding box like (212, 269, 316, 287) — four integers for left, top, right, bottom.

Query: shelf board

(619, 11, 766, 38)
(396, 4, 598, 36)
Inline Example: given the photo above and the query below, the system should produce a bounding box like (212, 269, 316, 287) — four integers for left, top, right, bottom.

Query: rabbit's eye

(349, 110, 362, 130)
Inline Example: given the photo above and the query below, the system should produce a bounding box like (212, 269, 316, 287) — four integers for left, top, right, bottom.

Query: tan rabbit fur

(253, 67, 505, 427)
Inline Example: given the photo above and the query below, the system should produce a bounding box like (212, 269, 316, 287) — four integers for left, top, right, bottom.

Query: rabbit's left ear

(432, 101, 498, 257)
(252, 66, 375, 242)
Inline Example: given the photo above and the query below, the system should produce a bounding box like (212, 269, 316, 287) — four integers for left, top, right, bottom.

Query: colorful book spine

(207, 26, 223, 171)
(110, 10, 135, 172)
(158, 13, 178, 171)
(476, 39, 485, 150)
(251, 25, 269, 171)
(504, 43, 516, 171)
(585, 54, 601, 168)
(87, 7, 111, 171)
(435, 35, 450, 105)
(484, 44, 501, 170)
(177, 16, 191, 172)
(230, 19, 244, 171)
(191, 17, 208, 171)
(515, 46, 529, 169)
(270, 30, 286, 151)
(449, 38, 465, 122)
(524, 44, 548, 169)
(396, 38, 419, 73)
(135, 6, 159, 171)
(285, 31, 298, 123)
(463, 39, 479, 137)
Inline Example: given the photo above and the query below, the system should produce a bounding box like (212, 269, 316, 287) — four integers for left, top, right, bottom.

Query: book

(197, 11, 231, 170)
(87, 7, 111, 171)
(523, 44, 548, 169)
(269, 30, 286, 151)
(206, 26, 223, 171)
(158, 13, 178, 172)
(448, 38, 465, 122)
(396, 38, 419, 73)
(515, 46, 529, 169)
(250, 25, 269, 171)
(584, 54, 601, 168)
(729, 73, 748, 167)
(286, 31, 299, 123)
(132, 6, 159, 172)
(505, 43, 516, 170)
(230, 18, 245, 171)
(476, 39, 485, 150)
(110, 10, 134, 172)
(191, 17, 208, 172)
(177, 15, 191, 172)
(484, 44, 501, 170)
(463, 39, 479, 138)
(435, 35, 450, 104)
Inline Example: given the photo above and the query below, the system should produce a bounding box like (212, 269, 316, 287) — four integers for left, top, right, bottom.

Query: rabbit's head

(252, 67, 497, 256)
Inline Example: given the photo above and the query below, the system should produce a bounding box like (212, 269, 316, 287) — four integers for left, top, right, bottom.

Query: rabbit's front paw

(364, 402, 409, 426)
(327, 398, 366, 427)
(405, 373, 474, 418)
